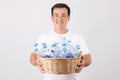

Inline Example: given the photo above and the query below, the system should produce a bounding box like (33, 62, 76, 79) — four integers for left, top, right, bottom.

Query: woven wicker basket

(37, 53, 82, 74)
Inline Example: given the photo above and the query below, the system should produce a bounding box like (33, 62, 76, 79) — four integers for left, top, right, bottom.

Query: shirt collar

(51, 29, 70, 37)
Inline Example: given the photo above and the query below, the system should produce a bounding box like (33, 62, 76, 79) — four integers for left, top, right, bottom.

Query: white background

(0, 0, 120, 80)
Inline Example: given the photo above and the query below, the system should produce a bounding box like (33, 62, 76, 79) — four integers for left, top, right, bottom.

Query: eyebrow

(54, 13, 67, 15)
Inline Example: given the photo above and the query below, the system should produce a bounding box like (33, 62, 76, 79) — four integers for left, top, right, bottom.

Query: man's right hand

(29, 52, 45, 73)
(30, 52, 38, 66)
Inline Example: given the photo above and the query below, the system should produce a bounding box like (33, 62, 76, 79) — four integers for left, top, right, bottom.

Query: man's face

(51, 8, 70, 30)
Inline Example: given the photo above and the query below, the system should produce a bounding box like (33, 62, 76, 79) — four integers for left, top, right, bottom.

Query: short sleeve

(32, 36, 42, 54)
(78, 36, 90, 54)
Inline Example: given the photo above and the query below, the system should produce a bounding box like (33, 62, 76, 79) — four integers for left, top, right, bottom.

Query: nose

(58, 16, 62, 21)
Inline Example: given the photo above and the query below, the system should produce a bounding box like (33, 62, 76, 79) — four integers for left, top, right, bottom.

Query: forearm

(30, 52, 38, 66)
(82, 53, 92, 67)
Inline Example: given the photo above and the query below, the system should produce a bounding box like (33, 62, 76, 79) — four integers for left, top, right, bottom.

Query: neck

(54, 28, 68, 34)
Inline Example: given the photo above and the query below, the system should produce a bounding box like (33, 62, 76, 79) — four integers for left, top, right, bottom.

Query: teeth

(57, 22, 63, 24)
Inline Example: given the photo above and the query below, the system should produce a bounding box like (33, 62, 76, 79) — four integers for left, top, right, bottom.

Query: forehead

(53, 8, 68, 14)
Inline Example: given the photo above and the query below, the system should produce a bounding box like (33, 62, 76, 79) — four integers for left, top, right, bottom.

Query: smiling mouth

(56, 21, 63, 24)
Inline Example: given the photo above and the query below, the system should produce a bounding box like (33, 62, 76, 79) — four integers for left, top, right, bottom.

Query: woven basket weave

(37, 54, 82, 74)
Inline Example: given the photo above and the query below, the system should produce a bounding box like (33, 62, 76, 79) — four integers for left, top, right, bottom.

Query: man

(30, 3, 92, 80)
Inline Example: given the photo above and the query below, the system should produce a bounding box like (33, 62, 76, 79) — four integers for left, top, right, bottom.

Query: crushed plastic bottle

(34, 36, 81, 58)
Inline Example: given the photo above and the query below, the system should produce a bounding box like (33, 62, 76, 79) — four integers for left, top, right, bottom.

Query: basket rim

(37, 53, 82, 60)
(38, 56, 81, 60)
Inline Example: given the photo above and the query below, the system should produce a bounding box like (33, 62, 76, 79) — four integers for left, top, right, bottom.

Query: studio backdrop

(0, 0, 120, 80)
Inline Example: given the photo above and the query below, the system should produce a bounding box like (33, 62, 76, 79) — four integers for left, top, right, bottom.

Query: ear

(68, 16, 70, 21)
(51, 16, 54, 21)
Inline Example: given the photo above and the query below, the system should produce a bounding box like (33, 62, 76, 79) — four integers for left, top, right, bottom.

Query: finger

(78, 66, 83, 70)
(80, 55, 84, 62)
(39, 66, 44, 71)
(77, 61, 84, 67)
(38, 64, 42, 68)
(37, 59, 42, 66)
(76, 66, 83, 73)
(77, 63, 84, 66)
(37, 64, 45, 73)
(80, 56, 85, 65)
(39, 67, 45, 73)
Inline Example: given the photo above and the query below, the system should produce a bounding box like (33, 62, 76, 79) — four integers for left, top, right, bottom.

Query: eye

(62, 14, 67, 17)
(54, 13, 59, 17)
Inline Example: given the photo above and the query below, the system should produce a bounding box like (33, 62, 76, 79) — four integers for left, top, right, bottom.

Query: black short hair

(51, 3, 70, 16)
